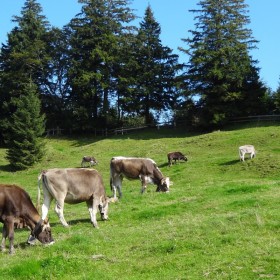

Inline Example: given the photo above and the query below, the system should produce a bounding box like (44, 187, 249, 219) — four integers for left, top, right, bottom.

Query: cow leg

(5, 220, 15, 254)
(1, 225, 7, 252)
(111, 176, 123, 199)
(41, 190, 53, 221)
(54, 201, 69, 227)
(87, 199, 99, 228)
(140, 176, 147, 194)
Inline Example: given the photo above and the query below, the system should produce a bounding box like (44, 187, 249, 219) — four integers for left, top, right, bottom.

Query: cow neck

(152, 168, 163, 184)
(23, 211, 41, 232)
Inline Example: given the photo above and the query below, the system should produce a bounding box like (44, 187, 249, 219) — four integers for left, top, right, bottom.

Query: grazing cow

(167, 152, 188, 166)
(81, 156, 98, 167)
(110, 156, 171, 199)
(0, 184, 54, 254)
(37, 168, 109, 228)
(239, 145, 256, 161)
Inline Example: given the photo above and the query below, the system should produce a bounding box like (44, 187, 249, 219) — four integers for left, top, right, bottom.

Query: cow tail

(37, 172, 44, 211)
(37, 173, 41, 211)
(110, 177, 113, 191)
(109, 162, 113, 191)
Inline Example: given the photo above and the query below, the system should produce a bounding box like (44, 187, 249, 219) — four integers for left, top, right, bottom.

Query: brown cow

(38, 168, 109, 228)
(110, 156, 171, 199)
(167, 152, 188, 166)
(0, 184, 54, 254)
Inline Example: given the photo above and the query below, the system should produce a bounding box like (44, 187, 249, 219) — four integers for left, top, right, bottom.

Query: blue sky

(1, 0, 279, 91)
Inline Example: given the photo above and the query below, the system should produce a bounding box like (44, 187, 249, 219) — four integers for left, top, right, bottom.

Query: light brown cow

(110, 156, 171, 199)
(0, 184, 54, 254)
(37, 168, 109, 228)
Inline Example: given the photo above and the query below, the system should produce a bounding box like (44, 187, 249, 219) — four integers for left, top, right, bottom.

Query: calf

(239, 145, 256, 161)
(0, 184, 54, 254)
(38, 168, 109, 228)
(167, 152, 188, 166)
(110, 156, 171, 199)
(81, 156, 98, 167)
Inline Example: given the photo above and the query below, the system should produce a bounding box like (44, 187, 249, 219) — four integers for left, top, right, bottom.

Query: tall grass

(0, 124, 279, 279)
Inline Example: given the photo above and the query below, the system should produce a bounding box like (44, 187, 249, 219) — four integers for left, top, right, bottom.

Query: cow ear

(32, 219, 43, 236)
(43, 217, 49, 224)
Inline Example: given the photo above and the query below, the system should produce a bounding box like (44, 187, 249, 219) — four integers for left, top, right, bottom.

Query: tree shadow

(0, 164, 14, 172)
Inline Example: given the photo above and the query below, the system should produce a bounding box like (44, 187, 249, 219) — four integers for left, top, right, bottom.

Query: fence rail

(229, 115, 280, 123)
(45, 115, 280, 137)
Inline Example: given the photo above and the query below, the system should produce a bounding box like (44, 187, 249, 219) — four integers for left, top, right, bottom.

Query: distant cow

(38, 168, 109, 228)
(239, 145, 256, 161)
(167, 152, 188, 166)
(0, 184, 54, 254)
(110, 156, 171, 199)
(81, 156, 98, 167)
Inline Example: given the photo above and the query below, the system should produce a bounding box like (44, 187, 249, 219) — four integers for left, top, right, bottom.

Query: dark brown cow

(81, 156, 98, 167)
(167, 152, 188, 166)
(0, 184, 54, 254)
(110, 157, 171, 199)
(38, 168, 109, 228)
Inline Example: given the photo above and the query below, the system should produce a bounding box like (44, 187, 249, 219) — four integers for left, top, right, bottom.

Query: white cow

(239, 145, 256, 161)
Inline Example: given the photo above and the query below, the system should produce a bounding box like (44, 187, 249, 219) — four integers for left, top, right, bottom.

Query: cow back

(42, 168, 106, 203)
(111, 157, 158, 179)
(0, 184, 39, 221)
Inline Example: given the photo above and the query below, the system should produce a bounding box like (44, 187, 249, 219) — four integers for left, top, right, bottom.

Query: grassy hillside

(0, 124, 279, 279)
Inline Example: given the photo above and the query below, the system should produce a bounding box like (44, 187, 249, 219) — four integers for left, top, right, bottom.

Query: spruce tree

(180, 0, 262, 127)
(5, 82, 45, 170)
(67, 0, 136, 130)
(133, 5, 180, 124)
(0, 0, 50, 137)
(274, 81, 280, 113)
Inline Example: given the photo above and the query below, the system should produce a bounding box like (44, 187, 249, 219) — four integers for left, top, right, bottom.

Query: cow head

(31, 219, 54, 245)
(156, 177, 170, 192)
(98, 197, 109, 221)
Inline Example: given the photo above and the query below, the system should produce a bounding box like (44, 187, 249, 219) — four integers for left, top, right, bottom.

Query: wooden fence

(229, 115, 280, 123)
(45, 115, 280, 137)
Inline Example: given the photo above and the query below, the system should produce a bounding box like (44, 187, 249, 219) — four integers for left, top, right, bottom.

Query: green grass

(0, 124, 279, 279)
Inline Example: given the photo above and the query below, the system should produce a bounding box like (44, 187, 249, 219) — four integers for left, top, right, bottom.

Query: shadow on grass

(158, 162, 169, 168)
(220, 159, 240, 166)
(50, 218, 98, 227)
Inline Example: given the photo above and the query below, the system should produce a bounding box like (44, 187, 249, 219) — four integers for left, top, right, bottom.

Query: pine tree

(5, 82, 45, 170)
(133, 5, 180, 124)
(180, 0, 262, 127)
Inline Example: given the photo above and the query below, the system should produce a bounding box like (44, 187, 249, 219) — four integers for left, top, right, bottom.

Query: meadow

(0, 123, 279, 279)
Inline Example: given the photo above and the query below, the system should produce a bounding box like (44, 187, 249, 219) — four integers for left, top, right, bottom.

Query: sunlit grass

(0, 124, 279, 279)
